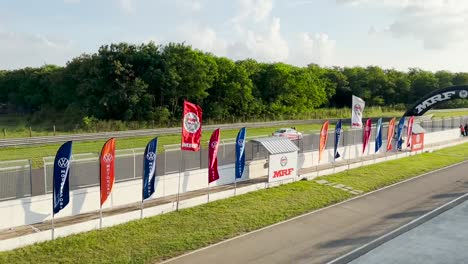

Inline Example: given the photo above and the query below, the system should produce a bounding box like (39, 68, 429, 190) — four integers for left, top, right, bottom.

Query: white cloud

(176, 0, 335, 65)
(120, 0, 136, 14)
(0, 31, 77, 69)
(290, 32, 336, 66)
(337, 0, 468, 50)
(176, 0, 202, 12)
(228, 17, 289, 62)
(177, 23, 227, 56)
(233, 0, 273, 23)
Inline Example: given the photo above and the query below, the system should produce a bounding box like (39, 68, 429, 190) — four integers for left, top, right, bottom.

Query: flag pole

(234, 177, 237, 196)
(52, 212, 55, 240)
(141, 200, 144, 219)
(52, 173, 55, 240)
(100, 205, 103, 229)
(176, 150, 183, 211)
(207, 182, 211, 202)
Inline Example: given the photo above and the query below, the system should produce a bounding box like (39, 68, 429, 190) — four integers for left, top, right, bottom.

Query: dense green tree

(408, 68, 439, 103)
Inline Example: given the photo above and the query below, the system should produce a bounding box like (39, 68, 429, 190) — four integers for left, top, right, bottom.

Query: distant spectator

(461, 124, 465, 137)
(465, 123, 468, 136)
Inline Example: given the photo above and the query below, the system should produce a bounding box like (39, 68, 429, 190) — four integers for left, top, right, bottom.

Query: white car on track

(272, 128, 303, 140)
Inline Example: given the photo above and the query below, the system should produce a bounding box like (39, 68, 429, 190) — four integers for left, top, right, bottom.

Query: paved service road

(164, 161, 468, 264)
(350, 199, 468, 264)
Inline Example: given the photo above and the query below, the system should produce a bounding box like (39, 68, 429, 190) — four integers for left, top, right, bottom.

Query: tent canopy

(251, 137, 299, 154)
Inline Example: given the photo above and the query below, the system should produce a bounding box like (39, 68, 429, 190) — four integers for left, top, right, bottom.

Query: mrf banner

(53, 141, 73, 214)
(208, 129, 220, 183)
(352, 95, 365, 128)
(100, 138, 115, 206)
(396, 117, 405, 150)
(143, 137, 158, 200)
(334, 120, 342, 160)
(181, 100, 203, 152)
(386, 117, 396, 151)
(375, 118, 383, 153)
(362, 119, 372, 154)
(235, 127, 246, 179)
(406, 116, 415, 147)
(319, 120, 329, 161)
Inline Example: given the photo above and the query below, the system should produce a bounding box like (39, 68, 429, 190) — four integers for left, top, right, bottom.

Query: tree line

(0, 42, 467, 128)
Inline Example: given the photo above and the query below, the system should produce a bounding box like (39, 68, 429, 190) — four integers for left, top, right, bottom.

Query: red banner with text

(181, 100, 203, 151)
(362, 119, 372, 154)
(208, 129, 220, 183)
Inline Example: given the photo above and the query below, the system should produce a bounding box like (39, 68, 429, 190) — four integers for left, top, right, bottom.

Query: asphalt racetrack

(164, 160, 468, 264)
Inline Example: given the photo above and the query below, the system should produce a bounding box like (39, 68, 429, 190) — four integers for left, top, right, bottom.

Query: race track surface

(164, 160, 468, 264)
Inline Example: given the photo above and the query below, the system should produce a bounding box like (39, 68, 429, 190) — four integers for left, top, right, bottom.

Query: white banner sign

(351, 95, 365, 128)
(268, 151, 298, 183)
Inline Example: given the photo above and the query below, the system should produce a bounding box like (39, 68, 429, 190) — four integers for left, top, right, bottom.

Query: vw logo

(57, 157, 69, 169)
(237, 139, 244, 146)
(321, 130, 327, 136)
(102, 153, 113, 163)
(183, 112, 200, 133)
(335, 128, 341, 134)
(365, 126, 370, 132)
(146, 152, 156, 161)
(459, 90, 468, 99)
(280, 156, 288, 167)
(210, 141, 218, 149)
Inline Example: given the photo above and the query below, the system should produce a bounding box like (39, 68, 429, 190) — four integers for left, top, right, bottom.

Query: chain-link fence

(1, 115, 468, 201)
(0, 160, 31, 201)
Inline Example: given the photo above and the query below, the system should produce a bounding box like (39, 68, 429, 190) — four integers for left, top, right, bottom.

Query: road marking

(161, 160, 468, 264)
(315, 180, 364, 195)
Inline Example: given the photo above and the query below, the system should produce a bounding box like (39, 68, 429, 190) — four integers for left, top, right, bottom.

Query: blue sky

(1, 0, 468, 71)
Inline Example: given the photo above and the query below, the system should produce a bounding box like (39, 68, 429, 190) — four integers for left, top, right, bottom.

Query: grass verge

(0, 142, 467, 264)
(318, 142, 468, 192)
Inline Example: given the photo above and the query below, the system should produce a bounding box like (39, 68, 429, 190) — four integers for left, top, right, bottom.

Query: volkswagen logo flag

(334, 120, 342, 160)
(53, 141, 73, 214)
(235, 127, 246, 179)
(143, 137, 158, 200)
(396, 117, 406, 150)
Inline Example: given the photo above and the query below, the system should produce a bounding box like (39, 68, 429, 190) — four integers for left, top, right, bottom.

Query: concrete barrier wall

(0, 129, 460, 230)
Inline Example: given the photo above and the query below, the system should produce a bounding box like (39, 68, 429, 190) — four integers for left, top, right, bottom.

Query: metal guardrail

(0, 115, 463, 148)
(0, 118, 362, 147)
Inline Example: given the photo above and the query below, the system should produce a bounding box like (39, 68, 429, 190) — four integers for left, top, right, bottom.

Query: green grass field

(0, 106, 405, 138)
(429, 110, 468, 118)
(0, 142, 466, 264)
(0, 123, 326, 168)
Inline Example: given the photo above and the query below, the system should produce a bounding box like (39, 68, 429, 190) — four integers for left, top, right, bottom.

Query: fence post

(3, 128, 5, 138)
(199, 146, 202, 169)
(53, 125, 56, 136)
(133, 149, 136, 179)
(28, 159, 33, 196)
(164, 150, 167, 175)
(43, 157, 47, 194)
(223, 140, 226, 159)
(29, 126, 32, 137)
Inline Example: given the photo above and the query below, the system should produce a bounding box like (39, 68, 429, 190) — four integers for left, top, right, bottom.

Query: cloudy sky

(1, 0, 468, 71)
